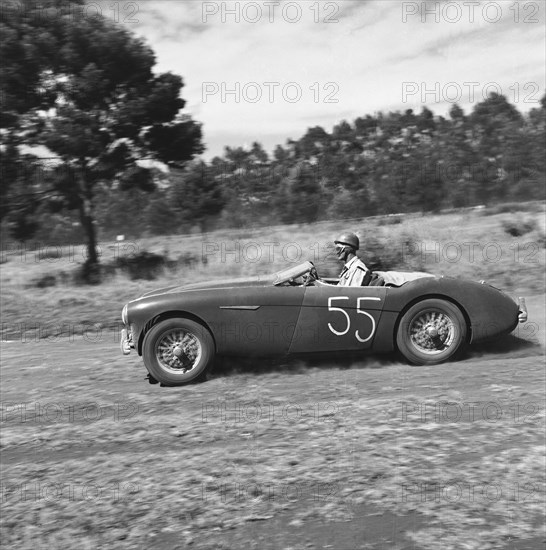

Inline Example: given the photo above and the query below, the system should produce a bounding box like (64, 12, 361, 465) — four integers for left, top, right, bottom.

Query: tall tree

(1, 1, 203, 278)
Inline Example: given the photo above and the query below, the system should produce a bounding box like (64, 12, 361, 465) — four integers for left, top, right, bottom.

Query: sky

(111, 0, 546, 159)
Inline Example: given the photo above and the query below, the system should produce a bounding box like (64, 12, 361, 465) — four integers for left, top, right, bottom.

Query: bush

(72, 260, 102, 285)
(377, 215, 403, 226)
(501, 218, 537, 237)
(34, 274, 57, 288)
(177, 251, 203, 268)
(116, 250, 166, 280)
(361, 235, 405, 271)
(37, 248, 63, 261)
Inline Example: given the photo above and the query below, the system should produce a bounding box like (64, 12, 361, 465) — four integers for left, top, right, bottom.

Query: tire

(396, 299, 467, 365)
(142, 318, 215, 386)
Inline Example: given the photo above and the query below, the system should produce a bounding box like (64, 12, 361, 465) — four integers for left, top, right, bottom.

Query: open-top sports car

(120, 261, 528, 386)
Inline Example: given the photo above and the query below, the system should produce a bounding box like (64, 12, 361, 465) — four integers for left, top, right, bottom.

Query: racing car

(120, 261, 528, 385)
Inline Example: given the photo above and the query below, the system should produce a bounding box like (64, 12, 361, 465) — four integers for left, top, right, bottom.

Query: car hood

(137, 276, 270, 299)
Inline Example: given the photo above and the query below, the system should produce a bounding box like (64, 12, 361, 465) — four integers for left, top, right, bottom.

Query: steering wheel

(303, 266, 319, 286)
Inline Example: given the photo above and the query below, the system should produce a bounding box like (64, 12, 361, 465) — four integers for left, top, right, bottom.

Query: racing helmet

(334, 232, 360, 251)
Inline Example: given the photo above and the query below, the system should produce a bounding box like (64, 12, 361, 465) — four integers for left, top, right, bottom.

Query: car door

(288, 284, 388, 353)
(206, 286, 306, 355)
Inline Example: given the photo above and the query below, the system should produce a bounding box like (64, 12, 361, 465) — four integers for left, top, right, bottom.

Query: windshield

(272, 261, 314, 286)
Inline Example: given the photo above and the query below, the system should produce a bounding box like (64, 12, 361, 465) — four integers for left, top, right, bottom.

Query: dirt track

(1, 297, 545, 549)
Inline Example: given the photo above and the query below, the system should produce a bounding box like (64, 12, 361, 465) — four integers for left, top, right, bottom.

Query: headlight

(121, 304, 128, 325)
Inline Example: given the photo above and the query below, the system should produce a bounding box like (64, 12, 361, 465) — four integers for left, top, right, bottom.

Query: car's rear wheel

(396, 299, 467, 365)
(142, 318, 215, 385)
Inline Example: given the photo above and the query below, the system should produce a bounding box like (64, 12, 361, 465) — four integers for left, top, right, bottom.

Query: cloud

(119, 0, 545, 158)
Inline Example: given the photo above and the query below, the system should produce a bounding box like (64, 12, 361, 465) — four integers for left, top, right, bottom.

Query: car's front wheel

(396, 299, 467, 365)
(142, 318, 215, 385)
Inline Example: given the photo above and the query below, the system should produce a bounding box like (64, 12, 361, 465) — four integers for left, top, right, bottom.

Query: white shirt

(338, 256, 369, 287)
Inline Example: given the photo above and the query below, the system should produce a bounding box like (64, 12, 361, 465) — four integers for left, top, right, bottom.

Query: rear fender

(372, 293, 471, 353)
(383, 278, 519, 345)
(392, 294, 472, 348)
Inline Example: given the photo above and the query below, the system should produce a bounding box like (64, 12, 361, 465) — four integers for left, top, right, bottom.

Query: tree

(278, 162, 322, 223)
(1, 1, 203, 279)
(416, 107, 436, 134)
(169, 162, 225, 232)
(0, 0, 67, 229)
(449, 103, 465, 123)
(299, 126, 330, 158)
(470, 93, 525, 201)
(0, 144, 42, 240)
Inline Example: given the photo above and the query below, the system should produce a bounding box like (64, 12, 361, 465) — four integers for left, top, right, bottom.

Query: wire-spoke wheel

(396, 299, 467, 365)
(143, 319, 214, 385)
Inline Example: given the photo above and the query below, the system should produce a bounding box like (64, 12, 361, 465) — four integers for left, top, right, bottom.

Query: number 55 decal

(328, 296, 381, 343)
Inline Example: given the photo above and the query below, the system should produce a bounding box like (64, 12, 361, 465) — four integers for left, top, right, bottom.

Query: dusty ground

(1, 296, 544, 549)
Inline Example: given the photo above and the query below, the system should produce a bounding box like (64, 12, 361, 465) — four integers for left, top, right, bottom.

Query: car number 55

(327, 296, 381, 343)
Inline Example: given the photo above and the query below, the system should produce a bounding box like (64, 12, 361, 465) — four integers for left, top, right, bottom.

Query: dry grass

(1, 204, 545, 336)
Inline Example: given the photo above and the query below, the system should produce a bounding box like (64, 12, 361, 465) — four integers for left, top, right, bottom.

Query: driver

(334, 232, 369, 287)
